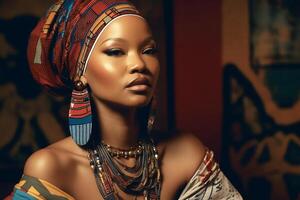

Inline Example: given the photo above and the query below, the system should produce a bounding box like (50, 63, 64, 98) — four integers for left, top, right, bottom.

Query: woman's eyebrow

(99, 38, 126, 46)
(142, 36, 155, 44)
(139, 36, 157, 48)
(99, 36, 155, 46)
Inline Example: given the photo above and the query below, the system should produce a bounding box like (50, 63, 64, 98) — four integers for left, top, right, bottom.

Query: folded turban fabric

(27, 0, 140, 93)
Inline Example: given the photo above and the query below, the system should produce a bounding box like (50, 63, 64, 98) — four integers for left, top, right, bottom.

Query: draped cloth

(11, 175, 74, 200)
(178, 150, 243, 200)
(10, 150, 243, 200)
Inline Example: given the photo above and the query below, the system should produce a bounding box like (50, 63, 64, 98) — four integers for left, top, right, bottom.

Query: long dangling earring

(68, 80, 92, 146)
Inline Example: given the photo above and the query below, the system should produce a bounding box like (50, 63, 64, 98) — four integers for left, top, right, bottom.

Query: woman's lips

(126, 76, 152, 92)
(127, 84, 150, 91)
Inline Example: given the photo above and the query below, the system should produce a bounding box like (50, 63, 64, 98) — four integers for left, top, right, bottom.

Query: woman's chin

(126, 95, 152, 107)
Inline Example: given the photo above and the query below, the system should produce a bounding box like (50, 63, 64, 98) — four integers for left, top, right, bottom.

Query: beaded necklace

(88, 140, 161, 199)
(101, 141, 143, 158)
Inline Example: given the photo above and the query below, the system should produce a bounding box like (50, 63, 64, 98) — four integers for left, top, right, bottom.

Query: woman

(11, 0, 242, 199)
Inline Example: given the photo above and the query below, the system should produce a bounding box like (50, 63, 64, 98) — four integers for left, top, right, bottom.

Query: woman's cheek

(149, 59, 160, 82)
(147, 57, 159, 72)
(87, 56, 120, 88)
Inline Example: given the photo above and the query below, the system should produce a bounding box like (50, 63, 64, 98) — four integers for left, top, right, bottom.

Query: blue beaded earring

(68, 80, 92, 146)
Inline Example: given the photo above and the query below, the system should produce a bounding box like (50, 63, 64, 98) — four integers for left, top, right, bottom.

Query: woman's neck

(93, 99, 140, 149)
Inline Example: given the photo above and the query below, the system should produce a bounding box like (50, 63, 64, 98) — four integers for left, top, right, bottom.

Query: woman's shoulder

(23, 137, 86, 189)
(157, 132, 207, 182)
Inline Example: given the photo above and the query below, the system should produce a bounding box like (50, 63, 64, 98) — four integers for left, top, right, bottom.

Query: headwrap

(27, 0, 141, 93)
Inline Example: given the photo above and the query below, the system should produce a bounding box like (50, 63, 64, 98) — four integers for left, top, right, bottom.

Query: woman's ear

(80, 75, 88, 85)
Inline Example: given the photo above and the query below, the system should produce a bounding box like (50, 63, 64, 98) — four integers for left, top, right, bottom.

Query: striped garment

(178, 150, 243, 200)
(10, 150, 242, 200)
(12, 175, 74, 200)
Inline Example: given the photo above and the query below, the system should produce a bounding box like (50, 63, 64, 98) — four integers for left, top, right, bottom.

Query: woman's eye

(143, 47, 158, 55)
(103, 49, 125, 57)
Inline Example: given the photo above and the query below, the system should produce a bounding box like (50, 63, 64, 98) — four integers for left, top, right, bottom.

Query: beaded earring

(147, 96, 157, 133)
(68, 80, 92, 146)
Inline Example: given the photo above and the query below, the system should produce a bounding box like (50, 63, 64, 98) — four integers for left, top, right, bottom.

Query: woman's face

(85, 15, 159, 108)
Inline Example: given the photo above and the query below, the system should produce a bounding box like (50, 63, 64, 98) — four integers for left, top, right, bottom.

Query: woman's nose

(128, 52, 146, 73)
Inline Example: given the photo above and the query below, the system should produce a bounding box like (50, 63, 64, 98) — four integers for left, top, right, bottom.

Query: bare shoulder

(23, 137, 86, 188)
(158, 133, 207, 182)
(24, 146, 59, 177)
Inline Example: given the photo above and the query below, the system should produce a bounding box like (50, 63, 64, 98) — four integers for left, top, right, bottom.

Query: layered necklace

(88, 140, 161, 200)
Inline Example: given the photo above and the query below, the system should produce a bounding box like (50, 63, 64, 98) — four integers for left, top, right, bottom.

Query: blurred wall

(222, 0, 300, 200)
(173, 0, 300, 199)
(173, 0, 223, 157)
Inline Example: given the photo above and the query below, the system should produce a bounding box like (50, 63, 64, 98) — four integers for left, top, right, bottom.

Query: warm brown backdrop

(173, 0, 222, 156)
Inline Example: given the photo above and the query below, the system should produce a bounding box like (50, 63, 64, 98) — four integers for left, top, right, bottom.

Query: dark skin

(23, 16, 206, 200)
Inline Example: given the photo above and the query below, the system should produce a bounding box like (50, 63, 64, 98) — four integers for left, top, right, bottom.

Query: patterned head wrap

(27, 0, 141, 93)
